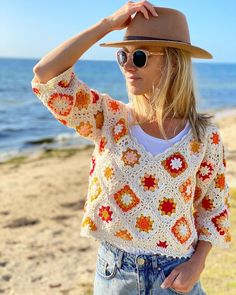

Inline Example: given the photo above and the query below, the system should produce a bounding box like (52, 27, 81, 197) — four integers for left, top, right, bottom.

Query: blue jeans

(93, 241, 207, 295)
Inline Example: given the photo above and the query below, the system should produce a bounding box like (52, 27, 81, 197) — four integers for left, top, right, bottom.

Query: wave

(26, 137, 55, 145)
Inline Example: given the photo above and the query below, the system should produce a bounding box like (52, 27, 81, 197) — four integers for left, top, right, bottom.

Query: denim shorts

(93, 241, 207, 295)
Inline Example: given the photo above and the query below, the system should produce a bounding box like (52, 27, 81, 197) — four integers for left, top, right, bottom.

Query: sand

(0, 112, 235, 295)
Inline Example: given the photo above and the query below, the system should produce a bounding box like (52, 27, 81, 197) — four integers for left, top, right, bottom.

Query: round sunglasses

(116, 48, 165, 68)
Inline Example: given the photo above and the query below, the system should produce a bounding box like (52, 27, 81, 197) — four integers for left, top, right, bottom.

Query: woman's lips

(127, 77, 141, 82)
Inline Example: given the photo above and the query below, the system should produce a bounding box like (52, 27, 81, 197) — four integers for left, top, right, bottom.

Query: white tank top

(129, 112, 191, 156)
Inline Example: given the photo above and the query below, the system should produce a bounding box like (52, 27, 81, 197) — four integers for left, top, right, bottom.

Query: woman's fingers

(142, 1, 159, 16)
(131, 1, 158, 19)
(107, 1, 158, 31)
(139, 6, 150, 19)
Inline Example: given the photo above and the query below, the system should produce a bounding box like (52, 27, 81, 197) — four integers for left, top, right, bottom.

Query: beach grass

(201, 187, 236, 295)
(0, 155, 28, 165)
(0, 146, 93, 166)
(39, 147, 83, 159)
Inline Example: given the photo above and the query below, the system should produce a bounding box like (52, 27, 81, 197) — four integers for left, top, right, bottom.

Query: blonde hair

(126, 47, 213, 142)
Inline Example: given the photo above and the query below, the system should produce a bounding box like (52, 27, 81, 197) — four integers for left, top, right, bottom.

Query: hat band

(124, 35, 191, 45)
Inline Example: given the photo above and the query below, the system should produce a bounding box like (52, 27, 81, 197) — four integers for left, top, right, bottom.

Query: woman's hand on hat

(106, 1, 158, 31)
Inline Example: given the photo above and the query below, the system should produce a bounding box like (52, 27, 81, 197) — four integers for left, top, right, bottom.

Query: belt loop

(116, 248, 124, 269)
(151, 255, 158, 269)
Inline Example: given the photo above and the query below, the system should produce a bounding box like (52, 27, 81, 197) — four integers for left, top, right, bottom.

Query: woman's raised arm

(33, 18, 112, 83)
(33, 1, 158, 83)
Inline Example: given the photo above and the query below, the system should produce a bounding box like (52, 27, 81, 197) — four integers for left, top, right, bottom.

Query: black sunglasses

(116, 48, 165, 68)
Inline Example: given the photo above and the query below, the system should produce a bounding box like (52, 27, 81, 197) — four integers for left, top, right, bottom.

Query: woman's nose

(123, 55, 136, 71)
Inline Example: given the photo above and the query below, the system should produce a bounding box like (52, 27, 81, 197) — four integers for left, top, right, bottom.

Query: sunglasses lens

(117, 50, 127, 66)
(133, 50, 146, 68)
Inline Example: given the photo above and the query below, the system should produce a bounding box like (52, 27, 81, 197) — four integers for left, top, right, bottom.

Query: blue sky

(1, 0, 235, 63)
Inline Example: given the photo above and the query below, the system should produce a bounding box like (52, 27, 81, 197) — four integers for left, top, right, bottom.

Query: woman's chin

(127, 86, 145, 96)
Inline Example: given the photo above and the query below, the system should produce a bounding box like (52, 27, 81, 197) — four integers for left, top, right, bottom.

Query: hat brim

(99, 40, 213, 59)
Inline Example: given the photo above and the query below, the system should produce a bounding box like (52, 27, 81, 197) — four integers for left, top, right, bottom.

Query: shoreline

(1, 106, 236, 165)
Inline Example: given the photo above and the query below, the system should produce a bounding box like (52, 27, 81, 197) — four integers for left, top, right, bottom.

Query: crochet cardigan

(31, 66, 231, 258)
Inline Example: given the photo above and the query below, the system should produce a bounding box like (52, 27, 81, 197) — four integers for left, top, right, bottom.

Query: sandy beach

(0, 111, 235, 295)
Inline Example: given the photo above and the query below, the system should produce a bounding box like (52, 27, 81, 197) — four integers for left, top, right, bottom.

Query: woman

(31, 1, 231, 294)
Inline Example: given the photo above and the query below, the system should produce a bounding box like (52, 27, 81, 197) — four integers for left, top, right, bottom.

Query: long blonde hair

(126, 47, 213, 142)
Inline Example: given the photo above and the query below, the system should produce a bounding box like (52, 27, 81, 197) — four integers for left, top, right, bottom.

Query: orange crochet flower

(162, 152, 188, 178)
(210, 132, 220, 145)
(115, 229, 133, 241)
(91, 89, 100, 103)
(32, 87, 40, 96)
(136, 214, 154, 233)
(179, 178, 192, 202)
(75, 89, 91, 110)
(94, 111, 104, 130)
(89, 176, 102, 202)
(157, 240, 168, 248)
(76, 121, 93, 137)
(121, 147, 141, 167)
(189, 140, 201, 154)
(140, 173, 158, 191)
(201, 196, 215, 211)
(224, 230, 232, 243)
(197, 160, 214, 181)
(171, 216, 191, 244)
(114, 185, 140, 212)
(112, 118, 128, 142)
(89, 156, 96, 176)
(158, 197, 176, 216)
(103, 166, 114, 180)
(212, 209, 229, 236)
(57, 72, 74, 88)
(215, 173, 225, 191)
(48, 93, 74, 116)
(98, 206, 113, 223)
(197, 226, 212, 236)
(81, 217, 97, 231)
(98, 136, 107, 154)
(57, 118, 67, 126)
(108, 99, 121, 112)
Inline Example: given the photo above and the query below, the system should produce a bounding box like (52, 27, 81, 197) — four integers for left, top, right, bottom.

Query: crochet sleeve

(31, 66, 106, 143)
(193, 126, 231, 249)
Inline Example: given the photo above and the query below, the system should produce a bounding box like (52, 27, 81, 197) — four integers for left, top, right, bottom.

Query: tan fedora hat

(99, 6, 213, 59)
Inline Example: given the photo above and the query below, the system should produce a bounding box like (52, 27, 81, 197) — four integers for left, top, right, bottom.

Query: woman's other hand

(106, 1, 158, 31)
(160, 258, 205, 293)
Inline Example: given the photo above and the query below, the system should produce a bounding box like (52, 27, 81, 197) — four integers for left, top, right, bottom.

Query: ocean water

(0, 58, 236, 162)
